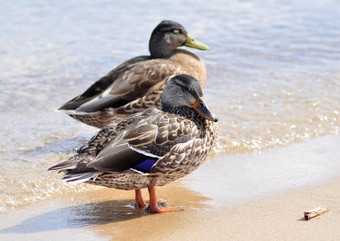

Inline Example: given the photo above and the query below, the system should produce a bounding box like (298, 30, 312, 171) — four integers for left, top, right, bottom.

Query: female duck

(49, 74, 218, 213)
(59, 20, 210, 128)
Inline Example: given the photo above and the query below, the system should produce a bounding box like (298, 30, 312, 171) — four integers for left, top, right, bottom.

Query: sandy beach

(162, 178, 340, 241)
(1, 2, 339, 239)
(1, 135, 340, 241)
(1, 177, 339, 240)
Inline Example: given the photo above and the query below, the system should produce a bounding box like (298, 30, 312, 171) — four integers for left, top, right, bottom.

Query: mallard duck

(59, 20, 210, 128)
(49, 74, 218, 213)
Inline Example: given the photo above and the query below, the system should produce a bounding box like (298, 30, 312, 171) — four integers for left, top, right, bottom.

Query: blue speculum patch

(133, 158, 158, 172)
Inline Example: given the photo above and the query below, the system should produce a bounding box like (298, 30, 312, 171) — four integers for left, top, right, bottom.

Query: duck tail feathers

(62, 172, 101, 184)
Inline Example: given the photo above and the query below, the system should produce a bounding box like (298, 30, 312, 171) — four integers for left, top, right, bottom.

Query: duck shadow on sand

(1, 199, 149, 234)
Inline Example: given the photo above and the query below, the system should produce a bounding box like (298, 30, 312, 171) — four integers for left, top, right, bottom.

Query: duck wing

(59, 56, 180, 113)
(87, 110, 197, 172)
(59, 56, 148, 111)
(125, 113, 198, 157)
(87, 119, 160, 172)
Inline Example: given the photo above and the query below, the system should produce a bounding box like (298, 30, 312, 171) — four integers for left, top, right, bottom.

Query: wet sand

(1, 178, 339, 240)
(1, 135, 340, 240)
(162, 178, 340, 241)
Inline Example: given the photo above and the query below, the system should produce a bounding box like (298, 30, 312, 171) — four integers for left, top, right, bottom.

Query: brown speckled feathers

(49, 75, 218, 191)
(58, 20, 209, 128)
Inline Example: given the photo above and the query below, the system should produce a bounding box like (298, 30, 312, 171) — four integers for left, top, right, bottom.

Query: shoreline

(1, 177, 339, 240)
(155, 177, 340, 241)
(1, 135, 340, 240)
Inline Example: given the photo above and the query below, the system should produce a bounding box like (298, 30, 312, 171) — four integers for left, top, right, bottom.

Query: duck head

(149, 20, 210, 58)
(161, 74, 218, 122)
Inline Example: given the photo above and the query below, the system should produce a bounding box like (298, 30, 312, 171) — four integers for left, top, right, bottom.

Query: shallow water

(0, 0, 340, 212)
(187, 134, 340, 206)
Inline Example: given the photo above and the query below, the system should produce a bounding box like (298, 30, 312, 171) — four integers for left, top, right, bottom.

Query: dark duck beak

(191, 98, 218, 122)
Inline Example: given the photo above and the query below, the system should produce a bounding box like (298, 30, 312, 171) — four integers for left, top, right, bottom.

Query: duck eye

(182, 85, 190, 92)
(173, 29, 180, 34)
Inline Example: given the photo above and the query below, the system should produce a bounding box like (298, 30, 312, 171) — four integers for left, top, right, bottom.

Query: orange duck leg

(135, 189, 147, 208)
(146, 183, 184, 213)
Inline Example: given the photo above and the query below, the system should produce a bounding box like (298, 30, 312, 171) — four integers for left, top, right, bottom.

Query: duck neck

(164, 106, 205, 123)
(149, 38, 176, 58)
